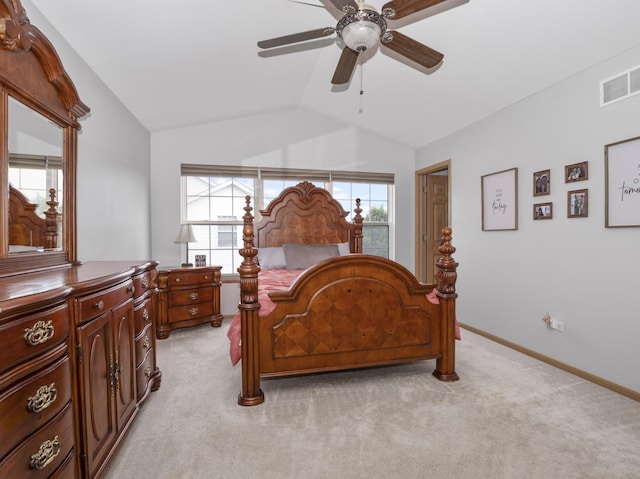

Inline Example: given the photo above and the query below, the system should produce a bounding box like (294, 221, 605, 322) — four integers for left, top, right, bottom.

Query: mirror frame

(0, 0, 89, 276)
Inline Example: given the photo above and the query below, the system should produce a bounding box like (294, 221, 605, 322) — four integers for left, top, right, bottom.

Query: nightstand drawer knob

(188, 292, 199, 301)
(188, 307, 199, 316)
(95, 300, 104, 311)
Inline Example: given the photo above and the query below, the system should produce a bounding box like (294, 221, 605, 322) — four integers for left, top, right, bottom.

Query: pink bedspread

(226, 269, 460, 366)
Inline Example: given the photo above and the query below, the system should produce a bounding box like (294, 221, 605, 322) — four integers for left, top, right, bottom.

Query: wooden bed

(233, 181, 459, 406)
(8, 184, 59, 250)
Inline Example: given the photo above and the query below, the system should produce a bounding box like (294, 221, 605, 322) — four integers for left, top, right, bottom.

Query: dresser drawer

(136, 347, 156, 401)
(168, 302, 213, 323)
(169, 271, 214, 287)
(135, 322, 153, 367)
(168, 286, 212, 307)
(132, 270, 154, 300)
(76, 280, 133, 324)
(0, 355, 72, 461)
(0, 401, 74, 479)
(0, 303, 70, 377)
(133, 295, 154, 335)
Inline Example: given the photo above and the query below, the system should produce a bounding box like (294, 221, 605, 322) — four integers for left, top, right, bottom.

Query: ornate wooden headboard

(8, 184, 59, 248)
(254, 181, 363, 253)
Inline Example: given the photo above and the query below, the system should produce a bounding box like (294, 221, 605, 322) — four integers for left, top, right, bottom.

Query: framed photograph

(533, 202, 553, 220)
(567, 189, 588, 218)
(565, 161, 588, 183)
(481, 167, 518, 231)
(195, 254, 207, 267)
(605, 135, 640, 227)
(533, 169, 550, 196)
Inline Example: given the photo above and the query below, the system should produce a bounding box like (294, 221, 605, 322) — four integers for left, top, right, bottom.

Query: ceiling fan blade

(381, 0, 447, 19)
(258, 28, 335, 49)
(326, 0, 358, 12)
(331, 47, 360, 84)
(382, 30, 443, 69)
(287, 0, 325, 8)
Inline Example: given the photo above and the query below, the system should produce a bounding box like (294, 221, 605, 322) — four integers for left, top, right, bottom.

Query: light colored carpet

(103, 324, 640, 479)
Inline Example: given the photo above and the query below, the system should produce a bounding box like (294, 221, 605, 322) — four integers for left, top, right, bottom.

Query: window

(180, 165, 394, 272)
(8, 154, 63, 216)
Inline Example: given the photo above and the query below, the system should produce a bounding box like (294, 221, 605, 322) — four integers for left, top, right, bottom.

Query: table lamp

(175, 224, 196, 267)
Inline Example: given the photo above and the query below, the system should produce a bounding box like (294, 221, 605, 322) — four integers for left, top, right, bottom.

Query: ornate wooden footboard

(236, 182, 458, 406)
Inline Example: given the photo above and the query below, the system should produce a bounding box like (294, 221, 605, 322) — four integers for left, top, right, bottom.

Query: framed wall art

(605, 135, 640, 227)
(533, 202, 552, 220)
(565, 161, 588, 183)
(481, 167, 518, 231)
(533, 169, 550, 196)
(567, 189, 588, 218)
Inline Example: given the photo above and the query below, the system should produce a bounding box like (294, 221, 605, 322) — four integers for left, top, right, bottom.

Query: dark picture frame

(481, 168, 518, 231)
(533, 169, 550, 196)
(567, 189, 588, 218)
(565, 161, 588, 183)
(533, 202, 552, 220)
(605, 135, 640, 227)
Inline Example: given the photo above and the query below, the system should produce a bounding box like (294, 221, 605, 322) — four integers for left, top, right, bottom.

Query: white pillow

(257, 247, 286, 270)
(337, 242, 351, 256)
(283, 243, 339, 270)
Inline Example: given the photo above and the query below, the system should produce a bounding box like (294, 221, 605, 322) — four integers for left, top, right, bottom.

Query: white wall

(25, 1, 153, 261)
(150, 108, 415, 313)
(416, 46, 640, 393)
(150, 108, 416, 266)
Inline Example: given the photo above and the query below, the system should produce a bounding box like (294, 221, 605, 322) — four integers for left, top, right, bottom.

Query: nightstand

(156, 265, 222, 339)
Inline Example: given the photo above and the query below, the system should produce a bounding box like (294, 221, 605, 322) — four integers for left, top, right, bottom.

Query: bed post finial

(237, 195, 264, 406)
(353, 198, 363, 253)
(44, 188, 59, 249)
(436, 226, 457, 298)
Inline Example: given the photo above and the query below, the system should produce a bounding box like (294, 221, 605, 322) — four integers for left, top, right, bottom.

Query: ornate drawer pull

(142, 308, 149, 321)
(188, 308, 199, 316)
(27, 383, 58, 413)
(144, 364, 152, 379)
(188, 292, 199, 301)
(203, 275, 209, 280)
(94, 300, 104, 311)
(128, 285, 135, 294)
(30, 435, 60, 470)
(143, 335, 150, 350)
(24, 320, 55, 346)
(141, 276, 150, 289)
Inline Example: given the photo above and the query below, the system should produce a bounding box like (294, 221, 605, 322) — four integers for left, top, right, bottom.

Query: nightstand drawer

(168, 287, 212, 307)
(168, 302, 213, 323)
(169, 271, 214, 287)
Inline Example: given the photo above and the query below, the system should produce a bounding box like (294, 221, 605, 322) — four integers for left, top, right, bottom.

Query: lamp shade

(174, 224, 196, 244)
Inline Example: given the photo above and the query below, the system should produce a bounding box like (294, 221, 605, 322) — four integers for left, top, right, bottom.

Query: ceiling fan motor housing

(336, 9, 387, 52)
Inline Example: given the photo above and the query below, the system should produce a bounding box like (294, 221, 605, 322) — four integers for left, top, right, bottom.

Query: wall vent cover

(601, 65, 640, 106)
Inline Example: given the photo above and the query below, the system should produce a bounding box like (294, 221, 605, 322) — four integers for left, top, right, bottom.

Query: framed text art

(605, 136, 640, 227)
(481, 168, 518, 231)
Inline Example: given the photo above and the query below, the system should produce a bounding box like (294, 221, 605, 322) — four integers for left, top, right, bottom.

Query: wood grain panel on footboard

(260, 255, 441, 376)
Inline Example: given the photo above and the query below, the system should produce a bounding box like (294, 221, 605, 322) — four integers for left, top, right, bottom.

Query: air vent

(601, 65, 640, 106)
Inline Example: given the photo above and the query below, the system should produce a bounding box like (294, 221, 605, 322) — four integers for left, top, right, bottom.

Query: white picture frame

(481, 167, 518, 231)
(605, 136, 640, 227)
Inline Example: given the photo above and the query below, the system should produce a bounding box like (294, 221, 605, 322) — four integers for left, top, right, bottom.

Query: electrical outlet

(550, 319, 565, 332)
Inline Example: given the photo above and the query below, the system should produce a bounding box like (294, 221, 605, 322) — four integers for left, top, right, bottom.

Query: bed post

(352, 198, 363, 254)
(237, 196, 264, 406)
(44, 188, 59, 249)
(433, 227, 460, 382)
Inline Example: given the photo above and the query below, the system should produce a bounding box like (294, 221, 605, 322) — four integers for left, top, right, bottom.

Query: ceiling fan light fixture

(336, 9, 386, 52)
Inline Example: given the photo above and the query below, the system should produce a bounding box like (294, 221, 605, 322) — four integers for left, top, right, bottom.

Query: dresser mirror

(0, 0, 89, 276)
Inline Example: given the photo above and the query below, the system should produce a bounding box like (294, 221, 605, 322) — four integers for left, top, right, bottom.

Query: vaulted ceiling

(29, 0, 640, 149)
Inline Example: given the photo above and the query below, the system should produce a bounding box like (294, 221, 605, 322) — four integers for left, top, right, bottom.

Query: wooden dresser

(0, 261, 161, 479)
(156, 266, 223, 339)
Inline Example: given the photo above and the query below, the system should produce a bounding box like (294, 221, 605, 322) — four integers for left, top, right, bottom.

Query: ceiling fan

(258, 0, 449, 85)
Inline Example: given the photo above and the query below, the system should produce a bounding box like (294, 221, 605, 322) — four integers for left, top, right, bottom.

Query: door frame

(415, 160, 451, 282)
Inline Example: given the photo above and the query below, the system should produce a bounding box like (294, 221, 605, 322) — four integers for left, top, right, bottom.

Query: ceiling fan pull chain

(359, 56, 364, 113)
